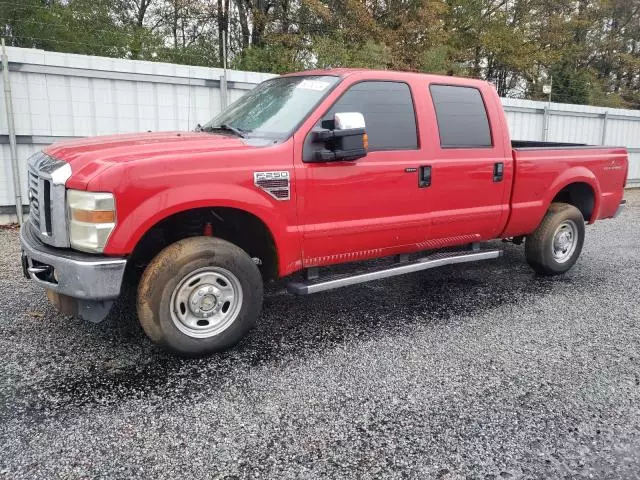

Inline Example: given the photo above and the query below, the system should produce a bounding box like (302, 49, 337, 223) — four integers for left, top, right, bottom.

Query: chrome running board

(287, 249, 503, 295)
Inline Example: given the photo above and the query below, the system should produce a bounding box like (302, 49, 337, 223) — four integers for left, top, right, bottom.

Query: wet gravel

(1, 191, 639, 479)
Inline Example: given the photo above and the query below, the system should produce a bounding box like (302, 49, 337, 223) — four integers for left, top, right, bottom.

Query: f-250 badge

(254, 171, 291, 200)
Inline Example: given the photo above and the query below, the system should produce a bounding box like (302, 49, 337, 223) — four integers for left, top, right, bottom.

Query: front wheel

(525, 202, 585, 276)
(137, 237, 263, 357)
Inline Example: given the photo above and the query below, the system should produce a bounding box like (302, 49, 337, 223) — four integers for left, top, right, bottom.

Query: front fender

(103, 183, 301, 275)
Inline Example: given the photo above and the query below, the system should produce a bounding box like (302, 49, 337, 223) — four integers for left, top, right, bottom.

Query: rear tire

(525, 202, 585, 276)
(137, 236, 263, 357)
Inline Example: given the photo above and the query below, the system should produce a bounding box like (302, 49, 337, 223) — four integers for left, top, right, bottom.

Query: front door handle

(493, 162, 504, 182)
(418, 165, 432, 188)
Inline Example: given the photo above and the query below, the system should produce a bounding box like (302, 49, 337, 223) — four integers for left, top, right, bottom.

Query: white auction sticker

(296, 79, 330, 91)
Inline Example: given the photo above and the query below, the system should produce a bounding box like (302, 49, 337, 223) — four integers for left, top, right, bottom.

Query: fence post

(219, 30, 228, 111)
(1, 39, 23, 225)
(219, 74, 228, 110)
(601, 111, 609, 146)
(542, 106, 550, 141)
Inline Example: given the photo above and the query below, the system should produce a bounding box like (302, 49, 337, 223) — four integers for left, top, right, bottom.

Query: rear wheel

(137, 236, 263, 357)
(525, 202, 585, 276)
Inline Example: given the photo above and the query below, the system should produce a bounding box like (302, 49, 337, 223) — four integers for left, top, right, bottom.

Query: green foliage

(420, 45, 455, 75)
(313, 37, 391, 69)
(1, 0, 639, 108)
(232, 39, 305, 74)
(549, 65, 592, 105)
(1, 0, 136, 57)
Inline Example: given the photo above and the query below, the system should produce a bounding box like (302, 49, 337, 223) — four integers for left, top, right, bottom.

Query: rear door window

(322, 81, 418, 151)
(429, 85, 492, 148)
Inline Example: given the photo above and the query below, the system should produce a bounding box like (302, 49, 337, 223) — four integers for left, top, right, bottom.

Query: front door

(296, 80, 429, 267)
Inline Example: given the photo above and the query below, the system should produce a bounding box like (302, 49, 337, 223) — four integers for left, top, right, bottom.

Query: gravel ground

(1, 191, 639, 479)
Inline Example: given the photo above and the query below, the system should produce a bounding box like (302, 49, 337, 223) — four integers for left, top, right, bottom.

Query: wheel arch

(127, 205, 281, 281)
(550, 182, 597, 222)
(545, 168, 601, 224)
(105, 186, 293, 280)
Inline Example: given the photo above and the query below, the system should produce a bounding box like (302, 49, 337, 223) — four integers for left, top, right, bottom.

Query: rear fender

(545, 167, 601, 224)
(503, 166, 602, 238)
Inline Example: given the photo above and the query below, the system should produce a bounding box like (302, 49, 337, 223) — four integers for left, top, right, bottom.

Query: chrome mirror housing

(334, 112, 366, 130)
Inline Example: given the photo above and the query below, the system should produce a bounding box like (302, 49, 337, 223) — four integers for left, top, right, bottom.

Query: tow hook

(28, 265, 52, 275)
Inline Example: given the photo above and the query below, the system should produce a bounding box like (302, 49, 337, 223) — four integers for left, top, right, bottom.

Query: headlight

(67, 190, 116, 253)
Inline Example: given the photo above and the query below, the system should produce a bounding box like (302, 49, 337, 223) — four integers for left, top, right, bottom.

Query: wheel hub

(551, 220, 578, 263)
(170, 267, 244, 338)
(188, 284, 222, 317)
(554, 231, 572, 252)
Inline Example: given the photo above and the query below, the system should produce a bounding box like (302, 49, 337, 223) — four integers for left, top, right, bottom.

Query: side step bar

(287, 249, 503, 295)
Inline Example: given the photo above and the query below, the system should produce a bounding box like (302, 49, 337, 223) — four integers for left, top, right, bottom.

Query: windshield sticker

(296, 79, 331, 91)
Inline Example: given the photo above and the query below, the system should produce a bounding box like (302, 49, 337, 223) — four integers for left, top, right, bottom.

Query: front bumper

(20, 222, 127, 322)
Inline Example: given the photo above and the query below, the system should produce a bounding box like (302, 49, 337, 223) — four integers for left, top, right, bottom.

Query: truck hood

(44, 131, 257, 187)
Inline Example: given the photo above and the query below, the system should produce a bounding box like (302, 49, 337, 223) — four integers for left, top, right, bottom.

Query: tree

(1, 0, 638, 108)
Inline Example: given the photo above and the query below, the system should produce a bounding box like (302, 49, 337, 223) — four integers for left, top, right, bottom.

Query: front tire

(525, 202, 585, 276)
(137, 237, 263, 357)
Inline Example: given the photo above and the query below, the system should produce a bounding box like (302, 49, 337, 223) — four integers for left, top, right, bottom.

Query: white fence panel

(501, 98, 640, 187)
(628, 151, 640, 183)
(548, 113, 603, 144)
(503, 109, 545, 141)
(0, 47, 275, 218)
(1, 47, 638, 222)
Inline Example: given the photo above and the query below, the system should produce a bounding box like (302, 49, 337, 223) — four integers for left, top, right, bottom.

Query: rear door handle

(493, 162, 504, 182)
(418, 165, 432, 188)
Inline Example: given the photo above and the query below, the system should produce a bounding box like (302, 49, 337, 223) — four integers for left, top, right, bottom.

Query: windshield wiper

(203, 123, 247, 138)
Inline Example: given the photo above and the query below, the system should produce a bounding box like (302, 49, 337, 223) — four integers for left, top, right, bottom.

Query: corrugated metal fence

(0, 46, 275, 221)
(502, 98, 640, 185)
(1, 47, 638, 222)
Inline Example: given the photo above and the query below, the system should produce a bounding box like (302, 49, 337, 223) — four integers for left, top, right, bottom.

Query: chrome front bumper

(20, 222, 126, 301)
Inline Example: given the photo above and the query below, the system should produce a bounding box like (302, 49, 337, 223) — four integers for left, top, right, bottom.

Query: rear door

(418, 83, 512, 245)
(295, 79, 430, 267)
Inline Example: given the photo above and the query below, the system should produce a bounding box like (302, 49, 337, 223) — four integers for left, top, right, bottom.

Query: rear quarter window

(429, 84, 492, 148)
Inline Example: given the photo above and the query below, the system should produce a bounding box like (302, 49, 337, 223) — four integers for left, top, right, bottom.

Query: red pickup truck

(20, 69, 628, 356)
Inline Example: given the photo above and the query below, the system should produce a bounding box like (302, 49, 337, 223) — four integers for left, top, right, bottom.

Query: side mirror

(310, 112, 368, 162)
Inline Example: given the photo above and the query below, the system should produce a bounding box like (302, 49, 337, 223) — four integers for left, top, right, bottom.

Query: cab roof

(282, 68, 491, 89)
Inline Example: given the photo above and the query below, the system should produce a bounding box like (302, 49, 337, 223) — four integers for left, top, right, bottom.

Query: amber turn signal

(363, 133, 369, 150)
(71, 209, 115, 223)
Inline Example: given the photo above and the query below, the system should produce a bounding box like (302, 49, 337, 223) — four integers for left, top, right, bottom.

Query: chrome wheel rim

(551, 220, 578, 264)
(170, 267, 243, 339)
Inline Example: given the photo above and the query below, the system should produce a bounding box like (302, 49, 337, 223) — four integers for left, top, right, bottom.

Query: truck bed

(502, 144, 628, 238)
(512, 140, 588, 149)
(512, 140, 625, 151)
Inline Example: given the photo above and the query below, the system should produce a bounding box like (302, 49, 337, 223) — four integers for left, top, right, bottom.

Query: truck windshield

(202, 75, 340, 140)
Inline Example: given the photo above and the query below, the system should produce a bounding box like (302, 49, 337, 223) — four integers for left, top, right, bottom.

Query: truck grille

(28, 170, 40, 229)
(26, 152, 71, 248)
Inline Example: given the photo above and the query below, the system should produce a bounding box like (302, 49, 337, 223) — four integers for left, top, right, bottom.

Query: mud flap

(21, 252, 30, 279)
(46, 290, 114, 324)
